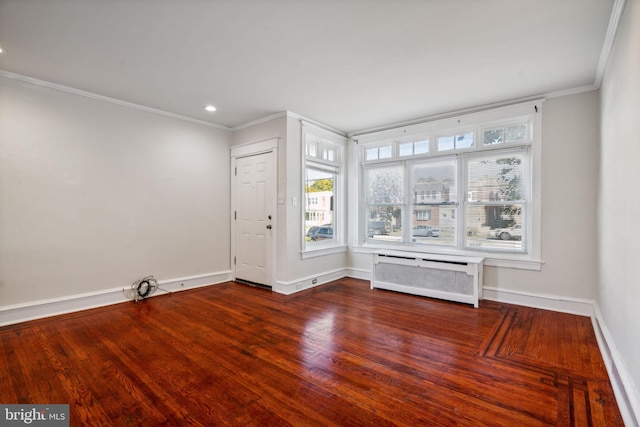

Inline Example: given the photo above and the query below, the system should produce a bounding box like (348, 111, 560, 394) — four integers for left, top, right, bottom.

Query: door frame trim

(230, 138, 279, 288)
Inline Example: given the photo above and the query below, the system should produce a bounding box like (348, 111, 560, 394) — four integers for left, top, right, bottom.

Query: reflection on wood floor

(0, 278, 623, 426)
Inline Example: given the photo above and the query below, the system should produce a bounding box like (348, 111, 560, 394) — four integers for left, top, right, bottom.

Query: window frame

(363, 162, 406, 244)
(462, 147, 530, 253)
(408, 156, 458, 247)
(301, 122, 347, 257)
(349, 101, 543, 270)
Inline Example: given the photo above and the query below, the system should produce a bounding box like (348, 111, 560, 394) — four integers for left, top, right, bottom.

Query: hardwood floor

(0, 279, 623, 426)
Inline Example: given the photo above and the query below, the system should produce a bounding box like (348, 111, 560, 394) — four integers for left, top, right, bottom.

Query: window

(465, 150, 527, 251)
(365, 164, 403, 242)
(303, 123, 346, 252)
(483, 123, 529, 146)
(399, 138, 429, 157)
(305, 167, 335, 231)
(356, 102, 539, 258)
(416, 210, 431, 221)
(365, 144, 393, 161)
(437, 132, 474, 152)
(410, 159, 457, 246)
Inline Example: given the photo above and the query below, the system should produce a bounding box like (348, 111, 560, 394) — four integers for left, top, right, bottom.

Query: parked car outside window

(306, 226, 334, 241)
(489, 224, 522, 240)
(412, 225, 440, 237)
(368, 221, 391, 236)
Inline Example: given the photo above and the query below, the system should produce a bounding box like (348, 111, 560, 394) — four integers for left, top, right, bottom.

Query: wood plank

(0, 279, 624, 426)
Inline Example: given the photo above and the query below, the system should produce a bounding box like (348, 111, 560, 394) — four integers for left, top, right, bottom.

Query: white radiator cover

(371, 250, 484, 308)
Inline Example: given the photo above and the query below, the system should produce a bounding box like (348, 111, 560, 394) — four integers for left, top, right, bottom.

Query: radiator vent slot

(371, 250, 484, 307)
(375, 263, 473, 295)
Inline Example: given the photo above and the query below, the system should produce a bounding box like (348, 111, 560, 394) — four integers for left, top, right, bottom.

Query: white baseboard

(592, 304, 640, 427)
(484, 287, 639, 425)
(345, 267, 371, 281)
(275, 268, 349, 295)
(482, 286, 595, 316)
(3, 266, 637, 424)
(271, 267, 368, 295)
(0, 271, 232, 327)
(345, 271, 595, 316)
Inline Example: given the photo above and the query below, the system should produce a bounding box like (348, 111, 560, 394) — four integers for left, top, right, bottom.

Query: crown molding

(231, 111, 289, 131)
(232, 111, 347, 137)
(286, 111, 347, 137)
(0, 69, 232, 131)
(348, 96, 545, 138)
(543, 84, 599, 100)
(594, 0, 627, 87)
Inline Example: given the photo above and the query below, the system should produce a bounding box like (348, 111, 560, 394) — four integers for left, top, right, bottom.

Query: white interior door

(234, 151, 275, 287)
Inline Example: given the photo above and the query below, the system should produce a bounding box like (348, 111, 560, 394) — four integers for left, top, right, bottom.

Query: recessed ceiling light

(0, 46, 4, 54)
(204, 105, 216, 112)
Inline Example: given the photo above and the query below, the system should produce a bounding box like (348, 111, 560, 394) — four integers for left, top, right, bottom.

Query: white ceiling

(0, 0, 615, 133)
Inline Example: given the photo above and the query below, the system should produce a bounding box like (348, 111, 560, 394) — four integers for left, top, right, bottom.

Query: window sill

(352, 244, 543, 271)
(301, 245, 348, 259)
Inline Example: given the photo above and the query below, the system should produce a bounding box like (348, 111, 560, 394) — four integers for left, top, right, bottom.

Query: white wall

(231, 115, 347, 291)
(283, 117, 347, 287)
(231, 115, 289, 288)
(0, 74, 602, 309)
(0, 75, 232, 306)
(232, 117, 287, 148)
(348, 90, 601, 303)
(483, 91, 601, 300)
(600, 0, 640, 416)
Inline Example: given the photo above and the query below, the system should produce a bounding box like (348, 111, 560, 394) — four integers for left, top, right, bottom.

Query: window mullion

(458, 155, 467, 249)
(403, 161, 411, 243)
